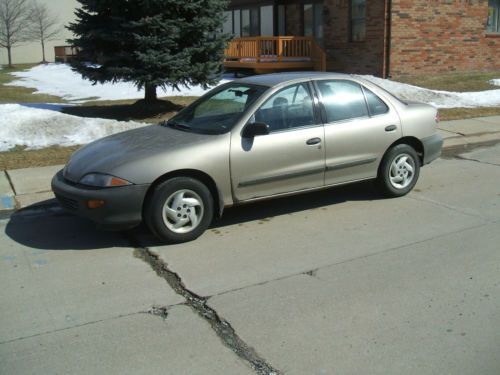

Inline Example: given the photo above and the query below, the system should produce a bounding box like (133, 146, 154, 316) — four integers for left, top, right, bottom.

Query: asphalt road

(1, 145, 499, 375)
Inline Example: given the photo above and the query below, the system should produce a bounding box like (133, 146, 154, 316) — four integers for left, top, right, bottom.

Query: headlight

(79, 173, 132, 187)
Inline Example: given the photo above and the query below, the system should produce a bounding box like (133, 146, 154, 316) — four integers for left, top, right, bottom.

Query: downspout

(383, 0, 392, 78)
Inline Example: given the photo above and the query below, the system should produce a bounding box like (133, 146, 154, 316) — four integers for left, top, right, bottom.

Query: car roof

(236, 72, 353, 87)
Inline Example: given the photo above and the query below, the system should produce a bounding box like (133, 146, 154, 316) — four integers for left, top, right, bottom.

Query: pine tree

(67, 0, 229, 102)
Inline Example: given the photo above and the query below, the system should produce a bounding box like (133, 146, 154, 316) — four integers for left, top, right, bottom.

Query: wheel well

(388, 137, 424, 165)
(143, 169, 222, 218)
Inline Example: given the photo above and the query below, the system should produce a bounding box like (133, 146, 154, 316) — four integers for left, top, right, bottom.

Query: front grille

(55, 194, 79, 211)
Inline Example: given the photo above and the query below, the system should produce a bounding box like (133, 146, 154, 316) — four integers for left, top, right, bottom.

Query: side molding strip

(326, 158, 377, 172)
(238, 167, 325, 188)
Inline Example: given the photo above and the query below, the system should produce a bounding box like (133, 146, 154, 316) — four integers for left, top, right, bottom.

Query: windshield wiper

(166, 120, 192, 131)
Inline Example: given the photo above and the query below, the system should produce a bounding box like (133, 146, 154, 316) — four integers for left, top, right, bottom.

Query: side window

(363, 87, 389, 116)
(317, 80, 368, 122)
(254, 83, 316, 132)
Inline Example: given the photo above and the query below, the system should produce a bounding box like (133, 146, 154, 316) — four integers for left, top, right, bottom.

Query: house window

(278, 5, 286, 35)
(351, 0, 366, 42)
(223, 11, 233, 35)
(488, 0, 500, 33)
(260, 5, 274, 36)
(242, 8, 260, 37)
(223, 10, 241, 37)
(303, 3, 324, 44)
(234, 10, 241, 37)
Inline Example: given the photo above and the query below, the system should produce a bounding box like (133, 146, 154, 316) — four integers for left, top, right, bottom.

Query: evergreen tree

(67, 0, 229, 102)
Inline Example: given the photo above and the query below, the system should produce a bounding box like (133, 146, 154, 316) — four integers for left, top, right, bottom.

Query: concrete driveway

(1, 145, 499, 375)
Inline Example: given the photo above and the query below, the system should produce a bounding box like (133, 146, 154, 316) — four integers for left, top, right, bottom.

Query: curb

(441, 134, 500, 157)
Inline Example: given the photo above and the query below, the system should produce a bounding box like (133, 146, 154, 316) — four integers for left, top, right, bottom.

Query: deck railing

(224, 36, 327, 72)
(54, 46, 80, 63)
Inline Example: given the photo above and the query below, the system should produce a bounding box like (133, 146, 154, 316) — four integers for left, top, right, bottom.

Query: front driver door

(230, 82, 325, 202)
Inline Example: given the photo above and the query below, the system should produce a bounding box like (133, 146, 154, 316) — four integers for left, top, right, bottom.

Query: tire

(376, 144, 420, 197)
(144, 177, 214, 243)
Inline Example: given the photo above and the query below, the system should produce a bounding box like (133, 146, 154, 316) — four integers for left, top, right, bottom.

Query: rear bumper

(51, 170, 150, 230)
(422, 133, 443, 165)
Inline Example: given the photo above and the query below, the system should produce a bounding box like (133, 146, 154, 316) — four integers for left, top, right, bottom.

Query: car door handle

(385, 125, 397, 132)
(306, 137, 322, 145)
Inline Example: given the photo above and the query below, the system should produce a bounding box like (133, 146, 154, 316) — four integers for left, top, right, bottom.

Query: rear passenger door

(314, 79, 401, 186)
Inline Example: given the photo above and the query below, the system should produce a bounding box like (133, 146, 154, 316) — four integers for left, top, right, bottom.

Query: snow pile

(0, 104, 147, 151)
(490, 79, 500, 87)
(360, 75, 500, 109)
(7, 63, 233, 102)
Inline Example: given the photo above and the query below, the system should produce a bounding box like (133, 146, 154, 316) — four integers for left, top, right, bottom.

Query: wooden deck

(224, 36, 327, 73)
(54, 46, 79, 63)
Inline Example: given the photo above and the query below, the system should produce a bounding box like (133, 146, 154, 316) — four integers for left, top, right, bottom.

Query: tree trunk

(144, 83, 158, 102)
(7, 46, 13, 68)
(41, 40, 46, 63)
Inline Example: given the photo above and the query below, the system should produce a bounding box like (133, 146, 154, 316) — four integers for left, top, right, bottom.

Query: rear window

(364, 81, 408, 105)
(363, 87, 389, 116)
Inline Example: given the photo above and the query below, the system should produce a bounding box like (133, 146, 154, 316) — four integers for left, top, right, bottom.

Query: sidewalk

(1, 116, 499, 213)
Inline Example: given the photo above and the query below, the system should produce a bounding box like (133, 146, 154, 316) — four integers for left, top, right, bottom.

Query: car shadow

(4, 181, 382, 250)
(124, 180, 384, 248)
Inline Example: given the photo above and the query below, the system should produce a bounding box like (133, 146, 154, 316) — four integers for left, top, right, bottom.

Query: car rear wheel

(144, 177, 214, 243)
(377, 144, 420, 197)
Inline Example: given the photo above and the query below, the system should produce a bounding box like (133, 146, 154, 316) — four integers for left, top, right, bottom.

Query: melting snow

(360, 75, 500, 109)
(7, 63, 233, 102)
(0, 104, 147, 151)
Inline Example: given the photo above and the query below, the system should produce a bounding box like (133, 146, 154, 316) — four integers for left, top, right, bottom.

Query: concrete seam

(0, 310, 147, 345)
(209, 221, 492, 300)
(454, 154, 500, 167)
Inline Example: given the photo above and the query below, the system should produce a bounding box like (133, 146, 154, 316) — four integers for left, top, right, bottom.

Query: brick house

(223, 0, 500, 77)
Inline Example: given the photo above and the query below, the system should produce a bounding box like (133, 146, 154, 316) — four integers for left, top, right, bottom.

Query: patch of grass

(0, 145, 79, 171)
(396, 71, 500, 92)
(64, 97, 197, 123)
(396, 71, 500, 121)
(439, 107, 500, 121)
(0, 63, 68, 103)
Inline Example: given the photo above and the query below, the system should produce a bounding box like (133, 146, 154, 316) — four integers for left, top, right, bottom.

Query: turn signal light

(87, 200, 105, 209)
(110, 177, 131, 186)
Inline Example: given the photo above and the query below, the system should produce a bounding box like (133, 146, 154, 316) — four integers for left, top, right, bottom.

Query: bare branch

(26, 1, 62, 42)
(0, 0, 32, 46)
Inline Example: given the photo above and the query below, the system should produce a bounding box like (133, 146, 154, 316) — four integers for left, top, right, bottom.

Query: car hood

(64, 124, 216, 183)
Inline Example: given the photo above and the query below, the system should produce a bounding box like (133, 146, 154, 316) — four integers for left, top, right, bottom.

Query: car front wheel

(377, 144, 420, 197)
(144, 177, 214, 243)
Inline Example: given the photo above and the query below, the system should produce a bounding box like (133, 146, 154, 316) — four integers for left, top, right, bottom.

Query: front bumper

(51, 170, 150, 230)
(422, 133, 443, 165)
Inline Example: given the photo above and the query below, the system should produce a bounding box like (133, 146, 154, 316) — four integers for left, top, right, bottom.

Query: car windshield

(165, 83, 268, 134)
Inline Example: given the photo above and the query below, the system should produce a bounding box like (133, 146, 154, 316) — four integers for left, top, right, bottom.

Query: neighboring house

(3, 0, 498, 78)
(0, 0, 78, 65)
(224, 0, 500, 77)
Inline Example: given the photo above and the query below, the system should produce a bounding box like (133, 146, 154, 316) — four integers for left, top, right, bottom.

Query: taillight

(435, 111, 440, 123)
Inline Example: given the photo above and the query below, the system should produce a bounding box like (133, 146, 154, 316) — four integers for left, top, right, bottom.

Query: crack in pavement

(129, 238, 281, 375)
(145, 305, 170, 320)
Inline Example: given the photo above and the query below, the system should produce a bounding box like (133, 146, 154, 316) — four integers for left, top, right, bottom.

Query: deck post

(277, 37, 283, 63)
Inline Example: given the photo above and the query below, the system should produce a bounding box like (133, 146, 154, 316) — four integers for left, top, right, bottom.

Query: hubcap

(162, 189, 204, 234)
(389, 153, 416, 189)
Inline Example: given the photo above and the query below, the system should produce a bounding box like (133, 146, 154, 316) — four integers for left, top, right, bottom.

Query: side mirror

(242, 122, 270, 138)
